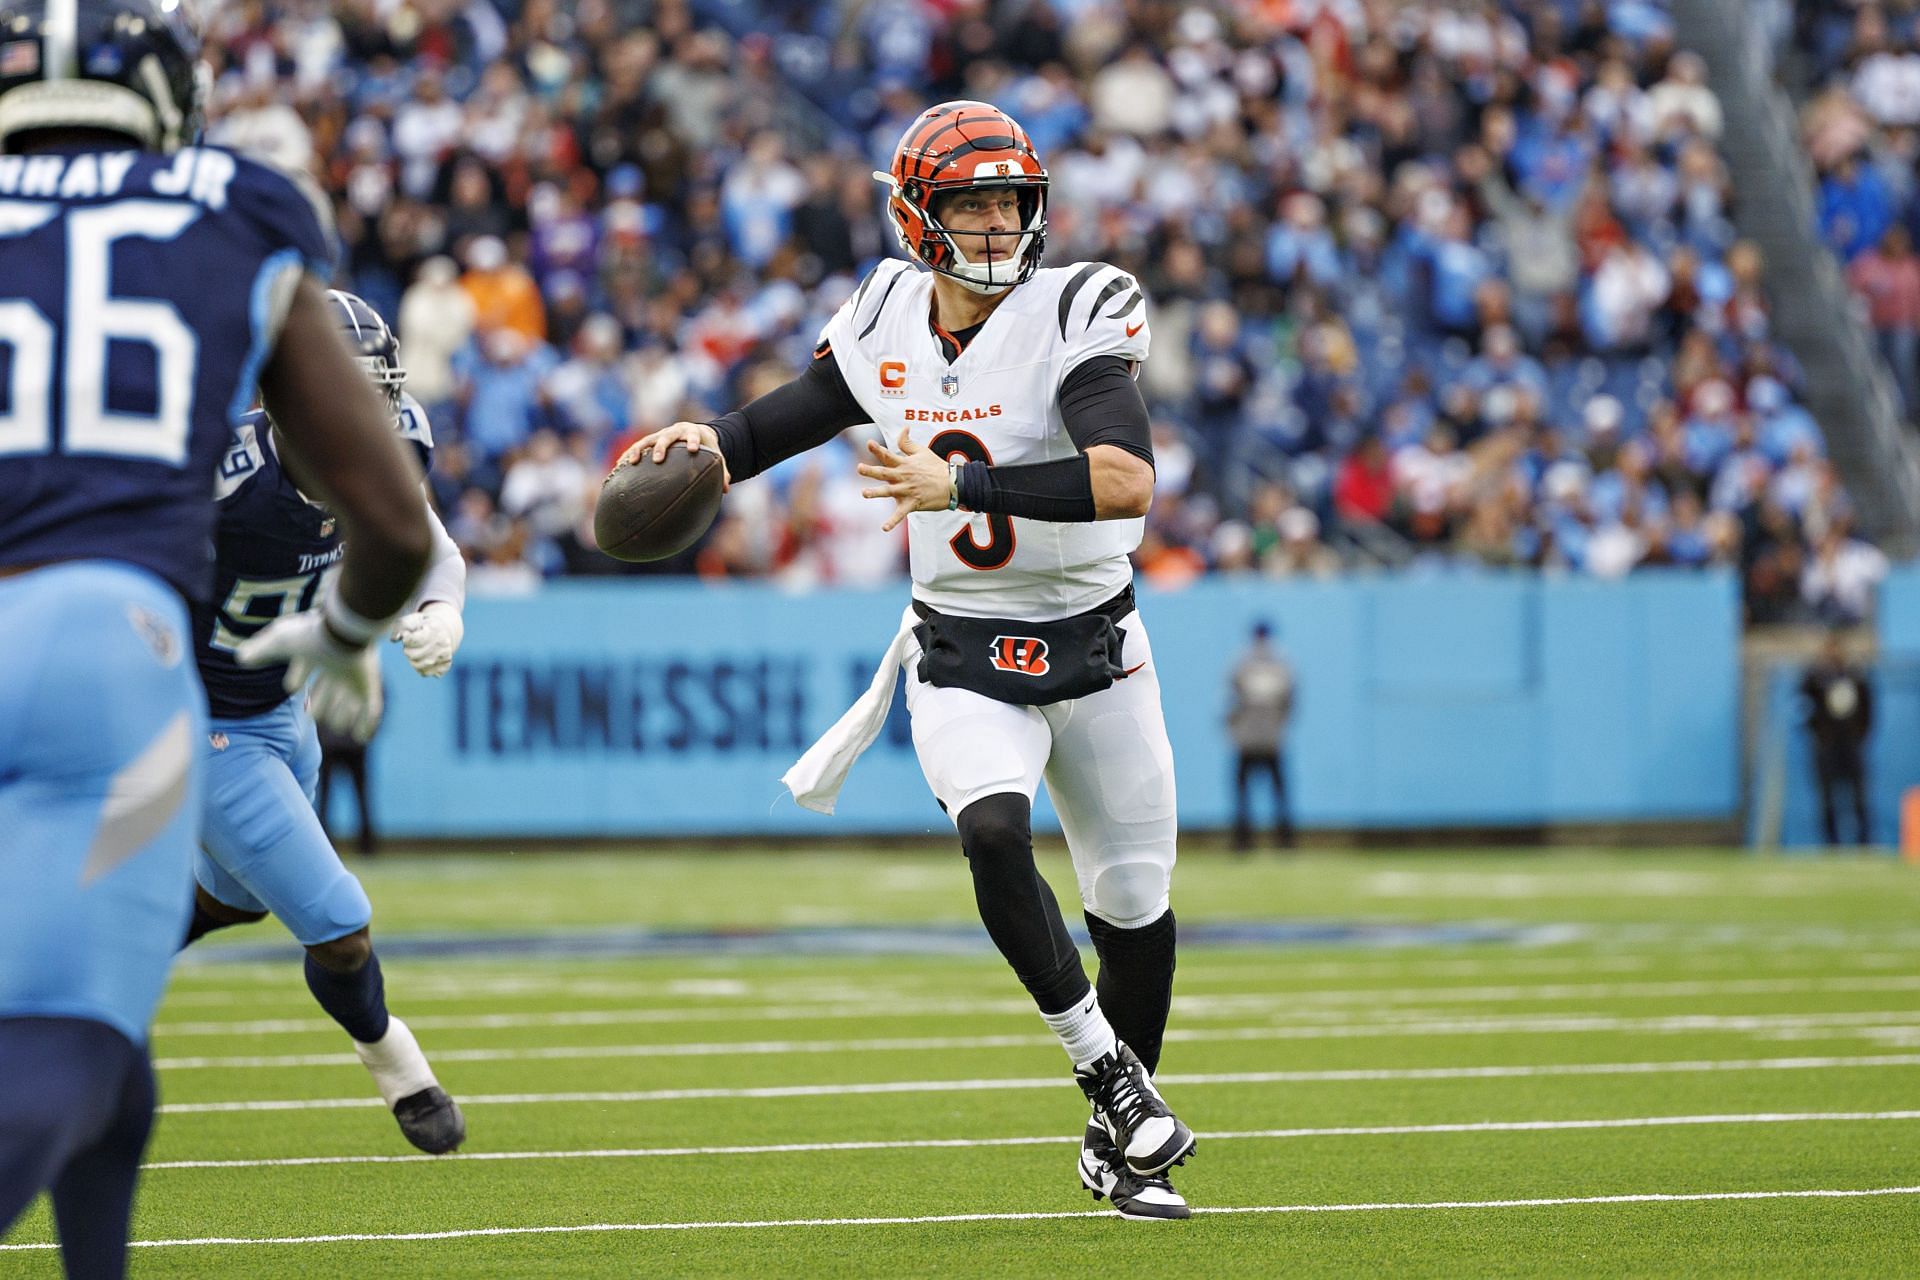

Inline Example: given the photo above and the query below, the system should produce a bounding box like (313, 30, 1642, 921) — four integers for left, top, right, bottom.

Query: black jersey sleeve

(1059, 356, 1154, 467)
(710, 349, 870, 482)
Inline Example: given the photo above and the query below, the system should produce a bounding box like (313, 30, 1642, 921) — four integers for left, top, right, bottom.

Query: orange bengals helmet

(874, 100, 1048, 295)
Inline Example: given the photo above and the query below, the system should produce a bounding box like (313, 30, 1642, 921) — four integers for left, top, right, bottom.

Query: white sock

(352, 1015, 439, 1108)
(1042, 991, 1118, 1070)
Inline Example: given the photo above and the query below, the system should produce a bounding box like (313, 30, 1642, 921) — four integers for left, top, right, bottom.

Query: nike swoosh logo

(1124, 321, 1144, 338)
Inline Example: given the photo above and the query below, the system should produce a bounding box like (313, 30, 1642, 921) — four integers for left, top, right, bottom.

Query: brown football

(593, 446, 725, 563)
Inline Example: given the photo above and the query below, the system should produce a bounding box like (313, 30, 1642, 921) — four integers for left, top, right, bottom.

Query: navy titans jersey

(194, 399, 433, 719)
(193, 414, 342, 719)
(0, 146, 332, 602)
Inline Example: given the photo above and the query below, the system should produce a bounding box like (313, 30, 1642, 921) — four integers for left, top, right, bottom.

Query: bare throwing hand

(857, 428, 953, 532)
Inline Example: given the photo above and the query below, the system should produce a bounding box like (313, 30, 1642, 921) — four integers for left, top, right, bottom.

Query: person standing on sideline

(1801, 632, 1874, 846)
(1228, 620, 1296, 852)
(318, 715, 378, 857)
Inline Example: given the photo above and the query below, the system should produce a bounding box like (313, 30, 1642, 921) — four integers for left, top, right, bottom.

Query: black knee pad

(956, 792, 1032, 867)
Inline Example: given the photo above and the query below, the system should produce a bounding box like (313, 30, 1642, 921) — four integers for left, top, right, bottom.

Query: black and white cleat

(1078, 1119, 1192, 1220)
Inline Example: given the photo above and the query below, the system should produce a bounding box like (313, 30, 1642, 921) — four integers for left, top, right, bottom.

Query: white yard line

(149, 1010, 1920, 1071)
(168, 951, 1674, 998)
(5, 1185, 1918, 1250)
(141, 1110, 1920, 1171)
(155, 1053, 1920, 1114)
(147, 974, 1920, 1039)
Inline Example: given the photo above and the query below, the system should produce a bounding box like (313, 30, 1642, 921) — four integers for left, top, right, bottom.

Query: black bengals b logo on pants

(989, 636, 1050, 676)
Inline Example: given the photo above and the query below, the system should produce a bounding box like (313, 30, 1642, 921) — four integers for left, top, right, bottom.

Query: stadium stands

(205, 0, 1884, 625)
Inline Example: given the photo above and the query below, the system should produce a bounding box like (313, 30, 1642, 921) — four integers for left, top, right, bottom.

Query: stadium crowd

(201, 0, 1888, 625)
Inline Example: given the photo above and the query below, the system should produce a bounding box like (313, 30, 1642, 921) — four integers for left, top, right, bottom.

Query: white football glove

(235, 612, 385, 743)
(392, 604, 464, 678)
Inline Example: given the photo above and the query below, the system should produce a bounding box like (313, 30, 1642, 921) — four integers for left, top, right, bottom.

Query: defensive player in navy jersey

(180, 290, 469, 1153)
(0, 3, 432, 1272)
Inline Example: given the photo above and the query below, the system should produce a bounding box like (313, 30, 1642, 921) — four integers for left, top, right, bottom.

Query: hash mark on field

(148, 974, 1920, 1038)
(5, 1186, 1919, 1250)
(142, 1111, 1920, 1171)
(149, 1011, 1920, 1071)
(155, 1053, 1920, 1114)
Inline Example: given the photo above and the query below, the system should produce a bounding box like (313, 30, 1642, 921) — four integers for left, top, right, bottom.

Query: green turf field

(6, 846, 1920, 1276)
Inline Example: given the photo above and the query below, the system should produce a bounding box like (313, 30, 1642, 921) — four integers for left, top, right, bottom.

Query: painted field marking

(6, 1186, 1919, 1250)
(148, 974, 1920, 1038)
(150, 1010, 1920, 1071)
(156, 1053, 1920, 1115)
(142, 1110, 1920, 1171)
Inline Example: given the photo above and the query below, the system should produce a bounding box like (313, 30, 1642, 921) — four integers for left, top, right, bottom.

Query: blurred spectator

(1646, 51, 1723, 140)
(391, 65, 463, 200)
(1847, 226, 1920, 413)
(1226, 620, 1295, 853)
(1474, 152, 1579, 346)
(317, 715, 377, 858)
(208, 70, 313, 171)
(1335, 438, 1395, 528)
(398, 256, 476, 412)
(546, 314, 632, 443)
(500, 428, 591, 565)
(1820, 151, 1894, 263)
(467, 521, 545, 597)
(1586, 239, 1670, 352)
(1800, 631, 1874, 846)
(460, 236, 546, 343)
(1267, 507, 1340, 580)
(721, 132, 807, 270)
(1802, 522, 1889, 625)
(1190, 301, 1257, 498)
(452, 329, 559, 471)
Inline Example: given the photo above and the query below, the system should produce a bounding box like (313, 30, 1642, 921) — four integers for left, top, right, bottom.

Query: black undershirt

(937, 321, 984, 361)
(711, 350, 1155, 485)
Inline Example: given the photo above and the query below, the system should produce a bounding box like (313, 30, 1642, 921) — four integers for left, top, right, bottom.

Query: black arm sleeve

(710, 352, 869, 482)
(951, 356, 1154, 522)
(956, 454, 1097, 522)
(1059, 355, 1154, 467)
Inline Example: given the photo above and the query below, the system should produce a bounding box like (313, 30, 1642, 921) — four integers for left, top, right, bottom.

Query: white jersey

(819, 257, 1151, 622)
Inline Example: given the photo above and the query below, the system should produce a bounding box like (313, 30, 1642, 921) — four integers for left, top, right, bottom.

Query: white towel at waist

(782, 605, 917, 814)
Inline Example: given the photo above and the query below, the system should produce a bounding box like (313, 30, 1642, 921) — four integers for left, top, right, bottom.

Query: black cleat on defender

(1074, 1042, 1197, 1176)
(392, 1086, 466, 1154)
(1078, 1118, 1191, 1220)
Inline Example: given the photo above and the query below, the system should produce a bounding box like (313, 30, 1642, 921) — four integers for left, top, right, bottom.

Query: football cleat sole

(392, 1086, 466, 1154)
(1079, 1145, 1192, 1220)
(1080, 1122, 1193, 1220)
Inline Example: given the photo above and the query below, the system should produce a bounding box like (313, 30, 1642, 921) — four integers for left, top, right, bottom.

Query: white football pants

(904, 610, 1178, 928)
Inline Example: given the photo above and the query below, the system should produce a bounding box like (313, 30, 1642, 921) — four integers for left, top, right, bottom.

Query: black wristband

(957, 454, 1098, 523)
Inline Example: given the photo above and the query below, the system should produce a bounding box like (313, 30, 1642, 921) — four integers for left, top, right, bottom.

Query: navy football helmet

(0, 0, 202, 153)
(325, 289, 407, 424)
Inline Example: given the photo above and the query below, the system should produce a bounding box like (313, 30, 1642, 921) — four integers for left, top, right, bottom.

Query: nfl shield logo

(941, 372, 959, 398)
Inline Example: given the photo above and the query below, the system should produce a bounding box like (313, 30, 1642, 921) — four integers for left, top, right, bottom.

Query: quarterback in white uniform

(625, 101, 1193, 1219)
